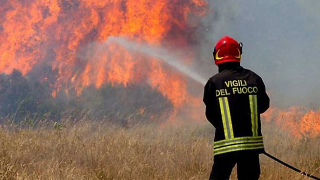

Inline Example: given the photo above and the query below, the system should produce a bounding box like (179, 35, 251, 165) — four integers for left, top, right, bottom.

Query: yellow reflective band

(219, 98, 229, 139)
(236, 49, 241, 58)
(214, 143, 264, 153)
(214, 143, 264, 156)
(215, 49, 241, 60)
(224, 98, 234, 138)
(249, 95, 258, 136)
(254, 95, 258, 136)
(213, 137, 264, 155)
(214, 136, 263, 149)
(215, 49, 223, 60)
(219, 97, 234, 139)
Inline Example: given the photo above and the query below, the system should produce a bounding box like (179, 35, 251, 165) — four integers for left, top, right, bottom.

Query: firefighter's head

(213, 36, 243, 65)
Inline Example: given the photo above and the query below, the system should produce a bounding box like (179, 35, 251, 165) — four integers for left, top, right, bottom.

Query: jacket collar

(218, 62, 241, 72)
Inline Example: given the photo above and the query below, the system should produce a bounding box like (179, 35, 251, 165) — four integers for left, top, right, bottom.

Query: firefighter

(203, 36, 270, 180)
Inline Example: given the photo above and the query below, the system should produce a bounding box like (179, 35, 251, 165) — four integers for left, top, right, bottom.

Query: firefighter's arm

(203, 80, 217, 127)
(258, 80, 270, 114)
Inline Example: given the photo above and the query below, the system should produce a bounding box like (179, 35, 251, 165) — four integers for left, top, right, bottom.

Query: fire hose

(263, 152, 320, 180)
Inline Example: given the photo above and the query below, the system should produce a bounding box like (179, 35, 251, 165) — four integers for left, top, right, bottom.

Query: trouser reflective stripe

(249, 95, 258, 136)
(219, 97, 234, 139)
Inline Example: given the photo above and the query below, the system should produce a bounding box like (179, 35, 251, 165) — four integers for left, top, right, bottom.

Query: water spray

(108, 36, 207, 86)
(106, 37, 320, 179)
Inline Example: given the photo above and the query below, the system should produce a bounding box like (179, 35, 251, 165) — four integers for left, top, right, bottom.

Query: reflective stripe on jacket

(203, 66, 269, 156)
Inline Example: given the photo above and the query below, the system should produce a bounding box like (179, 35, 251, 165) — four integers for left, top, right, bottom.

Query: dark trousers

(209, 151, 261, 180)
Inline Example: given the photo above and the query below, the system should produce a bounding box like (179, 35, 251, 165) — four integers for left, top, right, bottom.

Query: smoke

(1, 0, 319, 124)
(94, 0, 320, 109)
(198, 0, 320, 108)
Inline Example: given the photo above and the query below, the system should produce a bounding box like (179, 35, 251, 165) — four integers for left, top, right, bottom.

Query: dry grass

(0, 119, 319, 180)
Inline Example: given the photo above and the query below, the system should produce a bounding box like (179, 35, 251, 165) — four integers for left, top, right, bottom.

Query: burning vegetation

(0, 0, 320, 139)
(262, 106, 320, 139)
(0, 0, 207, 124)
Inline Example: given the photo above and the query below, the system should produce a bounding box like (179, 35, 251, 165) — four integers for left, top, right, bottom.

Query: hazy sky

(201, 0, 320, 108)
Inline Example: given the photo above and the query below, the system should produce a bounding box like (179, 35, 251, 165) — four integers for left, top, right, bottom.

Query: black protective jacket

(203, 64, 269, 156)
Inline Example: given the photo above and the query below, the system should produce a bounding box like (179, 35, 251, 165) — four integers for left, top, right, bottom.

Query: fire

(0, 0, 207, 108)
(1, 0, 319, 138)
(262, 106, 320, 138)
(299, 110, 320, 137)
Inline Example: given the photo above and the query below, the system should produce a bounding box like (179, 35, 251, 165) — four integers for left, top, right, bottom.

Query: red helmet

(213, 36, 243, 65)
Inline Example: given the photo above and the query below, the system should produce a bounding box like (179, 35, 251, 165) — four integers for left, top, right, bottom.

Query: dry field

(0, 119, 319, 180)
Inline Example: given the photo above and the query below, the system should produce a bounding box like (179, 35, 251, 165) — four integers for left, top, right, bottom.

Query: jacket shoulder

(244, 68, 264, 82)
(208, 70, 229, 82)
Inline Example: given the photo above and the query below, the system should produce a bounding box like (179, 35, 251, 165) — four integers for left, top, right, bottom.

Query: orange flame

(0, 0, 208, 108)
(262, 106, 320, 138)
(1, 1, 319, 138)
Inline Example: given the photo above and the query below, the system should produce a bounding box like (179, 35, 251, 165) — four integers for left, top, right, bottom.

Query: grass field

(0, 119, 319, 180)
